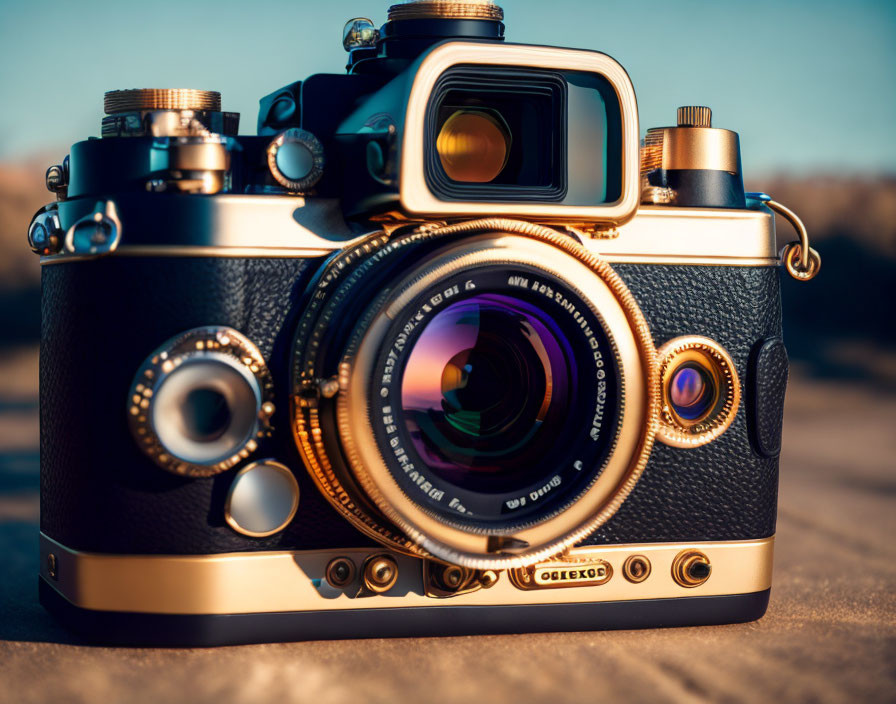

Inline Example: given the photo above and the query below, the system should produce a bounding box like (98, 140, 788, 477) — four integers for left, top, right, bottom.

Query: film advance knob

(266, 128, 325, 192)
(677, 105, 712, 128)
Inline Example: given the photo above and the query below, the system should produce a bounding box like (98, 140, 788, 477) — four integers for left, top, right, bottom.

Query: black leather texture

(41, 256, 786, 554)
(748, 337, 789, 458)
(40, 256, 376, 554)
(582, 264, 785, 544)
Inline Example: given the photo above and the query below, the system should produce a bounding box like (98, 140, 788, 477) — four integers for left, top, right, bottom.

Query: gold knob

(388, 1, 504, 21)
(672, 550, 712, 588)
(677, 106, 712, 128)
(104, 89, 221, 115)
(363, 554, 399, 593)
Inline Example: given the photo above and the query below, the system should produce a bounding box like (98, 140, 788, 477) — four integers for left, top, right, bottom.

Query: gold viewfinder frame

(400, 41, 641, 224)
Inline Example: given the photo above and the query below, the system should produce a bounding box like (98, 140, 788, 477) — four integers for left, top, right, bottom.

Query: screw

(623, 555, 651, 583)
(478, 570, 499, 589)
(363, 554, 398, 593)
(325, 557, 356, 589)
(441, 565, 465, 589)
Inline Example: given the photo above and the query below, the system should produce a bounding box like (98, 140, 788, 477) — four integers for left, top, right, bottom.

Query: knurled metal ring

(104, 89, 221, 114)
(388, 1, 504, 21)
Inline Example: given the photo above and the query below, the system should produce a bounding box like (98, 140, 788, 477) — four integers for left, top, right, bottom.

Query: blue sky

(1, 0, 894, 175)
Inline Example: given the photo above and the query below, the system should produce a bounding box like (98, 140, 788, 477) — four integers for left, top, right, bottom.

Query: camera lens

(400, 293, 572, 492)
(668, 362, 715, 421)
(151, 355, 261, 466)
(181, 387, 233, 442)
(292, 229, 658, 568)
(436, 110, 510, 183)
(364, 262, 626, 532)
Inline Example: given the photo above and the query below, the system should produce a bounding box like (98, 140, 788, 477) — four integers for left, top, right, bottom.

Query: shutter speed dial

(267, 128, 325, 192)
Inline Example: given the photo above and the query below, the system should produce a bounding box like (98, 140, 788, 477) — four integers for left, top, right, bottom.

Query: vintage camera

(29, 0, 819, 645)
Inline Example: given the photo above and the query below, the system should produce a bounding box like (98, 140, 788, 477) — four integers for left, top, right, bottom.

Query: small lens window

(656, 337, 740, 448)
(668, 363, 714, 422)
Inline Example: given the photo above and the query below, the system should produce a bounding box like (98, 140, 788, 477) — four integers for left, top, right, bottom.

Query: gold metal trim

(509, 557, 613, 591)
(223, 460, 300, 538)
(388, 1, 504, 21)
(38, 200, 779, 266)
(400, 42, 641, 224)
(39, 196, 364, 264)
(645, 126, 741, 173)
(39, 533, 774, 615)
(765, 199, 821, 281)
(327, 219, 659, 570)
(655, 336, 741, 449)
(104, 89, 221, 114)
(592, 205, 777, 263)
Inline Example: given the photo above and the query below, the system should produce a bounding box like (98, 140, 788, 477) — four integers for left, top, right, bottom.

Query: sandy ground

(0, 347, 893, 704)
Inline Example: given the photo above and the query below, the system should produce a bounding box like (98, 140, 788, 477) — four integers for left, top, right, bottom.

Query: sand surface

(0, 348, 893, 704)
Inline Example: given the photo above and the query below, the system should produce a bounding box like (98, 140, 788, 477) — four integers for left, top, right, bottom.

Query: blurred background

(0, 1, 893, 702)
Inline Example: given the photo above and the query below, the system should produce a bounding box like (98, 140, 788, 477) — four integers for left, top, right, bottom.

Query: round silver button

(225, 460, 299, 537)
(266, 128, 324, 192)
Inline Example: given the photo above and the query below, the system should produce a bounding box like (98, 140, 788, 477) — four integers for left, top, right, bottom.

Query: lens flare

(436, 110, 511, 183)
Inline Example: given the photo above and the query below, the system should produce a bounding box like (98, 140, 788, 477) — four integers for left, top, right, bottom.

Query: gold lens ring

(322, 220, 659, 570)
(655, 335, 740, 448)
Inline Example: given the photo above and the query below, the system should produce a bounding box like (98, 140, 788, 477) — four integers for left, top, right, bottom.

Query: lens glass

(400, 293, 573, 491)
(436, 110, 510, 183)
(371, 266, 621, 529)
(181, 387, 232, 442)
(668, 362, 714, 421)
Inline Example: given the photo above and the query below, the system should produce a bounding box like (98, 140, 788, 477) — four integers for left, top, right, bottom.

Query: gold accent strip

(39, 199, 778, 266)
(593, 205, 777, 262)
(41, 248, 779, 267)
(40, 533, 774, 615)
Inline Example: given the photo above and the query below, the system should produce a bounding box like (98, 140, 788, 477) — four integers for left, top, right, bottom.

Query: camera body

(31, 2, 808, 645)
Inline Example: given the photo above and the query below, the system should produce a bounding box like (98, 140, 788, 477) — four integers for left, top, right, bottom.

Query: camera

(29, 0, 819, 645)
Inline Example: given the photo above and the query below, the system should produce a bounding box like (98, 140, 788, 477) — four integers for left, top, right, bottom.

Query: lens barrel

(291, 222, 658, 569)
